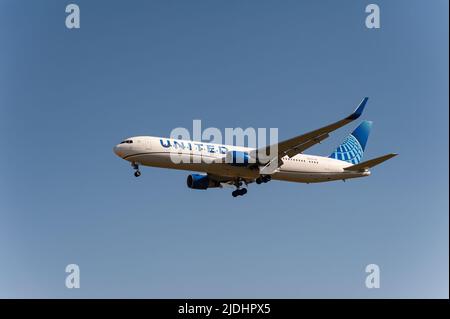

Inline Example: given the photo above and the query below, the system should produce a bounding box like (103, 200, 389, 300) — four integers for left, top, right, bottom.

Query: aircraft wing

(206, 173, 255, 185)
(253, 97, 369, 166)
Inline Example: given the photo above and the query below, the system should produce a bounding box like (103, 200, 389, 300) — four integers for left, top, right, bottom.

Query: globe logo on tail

(329, 134, 364, 164)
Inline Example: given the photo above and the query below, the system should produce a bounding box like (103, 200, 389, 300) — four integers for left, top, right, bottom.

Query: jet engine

(186, 174, 220, 190)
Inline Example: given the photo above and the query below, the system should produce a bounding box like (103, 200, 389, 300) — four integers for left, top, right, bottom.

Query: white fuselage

(113, 136, 370, 183)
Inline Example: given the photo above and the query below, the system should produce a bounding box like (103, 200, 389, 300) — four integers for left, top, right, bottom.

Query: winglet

(347, 97, 369, 120)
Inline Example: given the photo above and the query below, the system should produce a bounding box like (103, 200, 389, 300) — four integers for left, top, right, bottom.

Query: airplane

(113, 98, 397, 197)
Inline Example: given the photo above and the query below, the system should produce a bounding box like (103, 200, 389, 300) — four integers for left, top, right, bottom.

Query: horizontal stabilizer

(344, 153, 398, 171)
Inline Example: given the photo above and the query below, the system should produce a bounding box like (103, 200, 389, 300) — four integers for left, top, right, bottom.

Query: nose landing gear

(132, 162, 141, 177)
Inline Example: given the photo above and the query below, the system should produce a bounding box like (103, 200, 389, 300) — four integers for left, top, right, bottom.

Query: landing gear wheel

(259, 175, 271, 183)
(232, 178, 248, 197)
(131, 162, 141, 177)
(232, 188, 247, 197)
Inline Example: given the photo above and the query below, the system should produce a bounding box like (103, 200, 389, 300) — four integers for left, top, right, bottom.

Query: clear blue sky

(0, 0, 448, 298)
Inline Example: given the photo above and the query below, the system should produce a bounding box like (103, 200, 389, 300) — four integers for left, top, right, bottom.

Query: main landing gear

(232, 188, 247, 197)
(132, 162, 141, 177)
(231, 175, 272, 197)
(232, 179, 248, 197)
(255, 175, 271, 184)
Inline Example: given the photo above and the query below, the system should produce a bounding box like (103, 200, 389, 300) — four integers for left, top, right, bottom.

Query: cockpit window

(120, 140, 133, 144)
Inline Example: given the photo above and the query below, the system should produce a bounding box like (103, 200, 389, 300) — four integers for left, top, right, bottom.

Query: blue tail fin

(329, 121, 373, 164)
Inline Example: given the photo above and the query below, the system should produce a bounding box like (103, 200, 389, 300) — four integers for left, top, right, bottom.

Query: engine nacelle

(225, 151, 254, 166)
(186, 174, 220, 190)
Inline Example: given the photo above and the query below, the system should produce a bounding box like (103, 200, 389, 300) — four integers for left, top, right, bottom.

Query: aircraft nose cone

(113, 145, 123, 157)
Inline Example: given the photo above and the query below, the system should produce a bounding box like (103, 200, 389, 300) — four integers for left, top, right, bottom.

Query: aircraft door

(144, 138, 152, 151)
